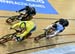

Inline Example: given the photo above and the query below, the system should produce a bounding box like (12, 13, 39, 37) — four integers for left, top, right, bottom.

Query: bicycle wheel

(0, 33, 14, 44)
(34, 34, 45, 42)
(6, 16, 18, 24)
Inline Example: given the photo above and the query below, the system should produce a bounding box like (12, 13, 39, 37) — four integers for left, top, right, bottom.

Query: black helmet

(63, 19, 69, 27)
(25, 6, 30, 11)
(25, 6, 36, 16)
(59, 18, 69, 27)
(30, 7, 36, 16)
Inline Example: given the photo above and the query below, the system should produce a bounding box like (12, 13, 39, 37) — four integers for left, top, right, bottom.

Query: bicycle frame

(34, 28, 53, 42)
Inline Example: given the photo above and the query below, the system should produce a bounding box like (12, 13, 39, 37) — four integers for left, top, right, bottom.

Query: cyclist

(34, 18, 69, 41)
(45, 18, 69, 38)
(17, 6, 36, 21)
(10, 21, 36, 42)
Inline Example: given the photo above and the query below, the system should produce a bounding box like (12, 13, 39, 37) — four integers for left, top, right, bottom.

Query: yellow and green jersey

(11, 21, 36, 38)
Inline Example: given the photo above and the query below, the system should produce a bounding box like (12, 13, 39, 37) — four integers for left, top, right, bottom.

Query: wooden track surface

(0, 0, 75, 54)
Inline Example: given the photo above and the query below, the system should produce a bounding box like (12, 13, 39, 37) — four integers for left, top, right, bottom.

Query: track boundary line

(0, 16, 75, 21)
(28, 33, 75, 39)
(7, 40, 75, 54)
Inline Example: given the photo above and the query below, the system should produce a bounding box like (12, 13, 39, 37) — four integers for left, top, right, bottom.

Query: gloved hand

(10, 27, 13, 29)
(16, 11, 19, 13)
(16, 29, 22, 33)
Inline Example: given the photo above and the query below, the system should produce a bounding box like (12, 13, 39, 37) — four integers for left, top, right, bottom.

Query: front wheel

(34, 34, 45, 42)
(0, 34, 14, 44)
(6, 16, 18, 25)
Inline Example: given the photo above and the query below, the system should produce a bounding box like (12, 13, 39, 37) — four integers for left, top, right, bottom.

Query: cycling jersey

(55, 23, 64, 33)
(11, 21, 36, 40)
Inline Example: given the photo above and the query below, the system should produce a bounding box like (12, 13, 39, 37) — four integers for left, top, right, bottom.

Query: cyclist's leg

(14, 31, 33, 42)
(13, 35, 23, 42)
(30, 25, 36, 33)
(25, 33, 32, 39)
(15, 33, 32, 42)
(46, 30, 59, 38)
(25, 25, 36, 38)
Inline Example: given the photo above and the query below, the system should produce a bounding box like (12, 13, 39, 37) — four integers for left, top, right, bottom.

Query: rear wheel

(34, 34, 45, 42)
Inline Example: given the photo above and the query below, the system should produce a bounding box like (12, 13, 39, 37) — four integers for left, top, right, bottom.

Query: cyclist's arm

(54, 21, 59, 23)
(18, 8, 26, 12)
(45, 24, 53, 30)
(11, 22, 21, 28)
(47, 30, 60, 38)
(17, 28, 30, 38)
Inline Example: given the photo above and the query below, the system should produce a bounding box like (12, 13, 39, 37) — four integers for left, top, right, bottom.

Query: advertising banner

(0, 0, 58, 14)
